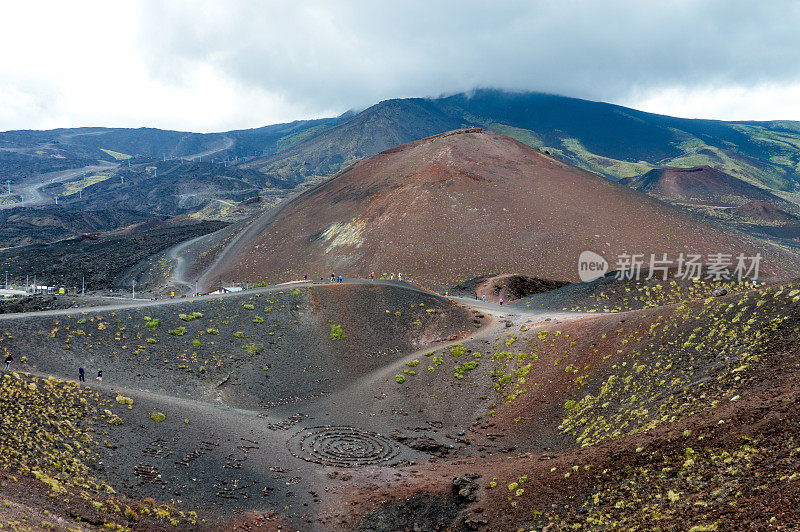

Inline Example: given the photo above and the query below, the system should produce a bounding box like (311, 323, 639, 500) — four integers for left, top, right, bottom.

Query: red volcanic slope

(620, 165, 795, 209)
(208, 129, 798, 289)
(734, 200, 800, 224)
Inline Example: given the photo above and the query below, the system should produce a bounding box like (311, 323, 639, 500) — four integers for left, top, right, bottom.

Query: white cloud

(1, 0, 799, 132)
(624, 83, 800, 122)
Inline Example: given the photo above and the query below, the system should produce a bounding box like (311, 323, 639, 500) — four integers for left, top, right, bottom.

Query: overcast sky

(1, 0, 799, 132)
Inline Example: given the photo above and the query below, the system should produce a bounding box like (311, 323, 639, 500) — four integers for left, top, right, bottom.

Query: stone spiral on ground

(287, 426, 400, 467)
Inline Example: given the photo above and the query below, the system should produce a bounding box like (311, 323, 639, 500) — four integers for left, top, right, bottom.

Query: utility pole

(4, 271, 7, 289)
(81, 276, 85, 297)
(195, 280, 198, 297)
(33, 275, 36, 294)
(83, 172, 86, 182)
(79, 189, 82, 199)
(127, 158, 131, 167)
(120, 175, 124, 185)
(26, 275, 29, 293)
(163, 153, 166, 161)
(132, 279, 135, 299)
(4, 180, 10, 194)
(55, 196, 58, 205)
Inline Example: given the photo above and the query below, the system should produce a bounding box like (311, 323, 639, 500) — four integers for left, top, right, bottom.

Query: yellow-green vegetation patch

(61, 173, 113, 196)
(330, 324, 344, 340)
(115, 394, 133, 406)
(559, 286, 797, 447)
(99, 148, 132, 160)
(150, 412, 166, 422)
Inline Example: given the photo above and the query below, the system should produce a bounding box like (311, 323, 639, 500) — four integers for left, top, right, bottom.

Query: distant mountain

(241, 98, 467, 185)
(238, 89, 800, 192)
(4, 89, 800, 195)
(202, 129, 798, 289)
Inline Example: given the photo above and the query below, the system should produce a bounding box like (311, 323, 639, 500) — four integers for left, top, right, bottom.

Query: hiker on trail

(370, 272, 375, 280)
(304, 274, 308, 281)
(475, 294, 479, 300)
(4, 354, 11, 370)
(78, 367, 85, 382)
(390, 273, 394, 280)
(338, 275, 343, 283)
(482, 294, 486, 302)
(330, 273, 335, 282)
(499, 298, 504, 306)
(398, 272, 402, 281)
(96, 369, 103, 383)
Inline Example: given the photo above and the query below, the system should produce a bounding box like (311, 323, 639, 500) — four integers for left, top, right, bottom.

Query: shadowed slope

(206, 129, 798, 290)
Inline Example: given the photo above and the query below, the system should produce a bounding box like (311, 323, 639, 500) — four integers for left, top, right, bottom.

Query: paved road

(0, 162, 117, 210)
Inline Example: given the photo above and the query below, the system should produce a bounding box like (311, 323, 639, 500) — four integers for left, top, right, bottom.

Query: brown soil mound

(205, 130, 798, 290)
(450, 274, 567, 302)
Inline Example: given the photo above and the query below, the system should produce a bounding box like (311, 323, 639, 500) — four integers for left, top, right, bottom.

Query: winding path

(0, 162, 117, 210)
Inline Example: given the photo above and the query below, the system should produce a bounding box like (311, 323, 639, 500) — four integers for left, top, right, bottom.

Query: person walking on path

(78, 367, 85, 382)
(482, 294, 486, 302)
(398, 272, 402, 281)
(4, 354, 11, 370)
(499, 298, 504, 306)
(96, 369, 103, 383)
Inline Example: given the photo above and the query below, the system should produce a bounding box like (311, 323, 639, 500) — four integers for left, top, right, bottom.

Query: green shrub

(150, 412, 166, 422)
(233, 331, 244, 338)
(115, 395, 133, 405)
(451, 344, 466, 357)
(252, 316, 264, 324)
(146, 337, 157, 344)
(330, 324, 344, 340)
(242, 303, 255, 310)
(395, 374, 406, 384)
(244, 343, 261, 355)
(291, 288, 300, 297)
(145, 319, 159, 329)
(406, 359, 419, 367)
(77, 318, 87, 324)
(168, 327, 186, 336)
(192, 339, 201, 348)
(206, 328, 219, 335)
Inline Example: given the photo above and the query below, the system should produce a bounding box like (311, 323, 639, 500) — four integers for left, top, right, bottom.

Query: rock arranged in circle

(287, 426, 401, 467)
